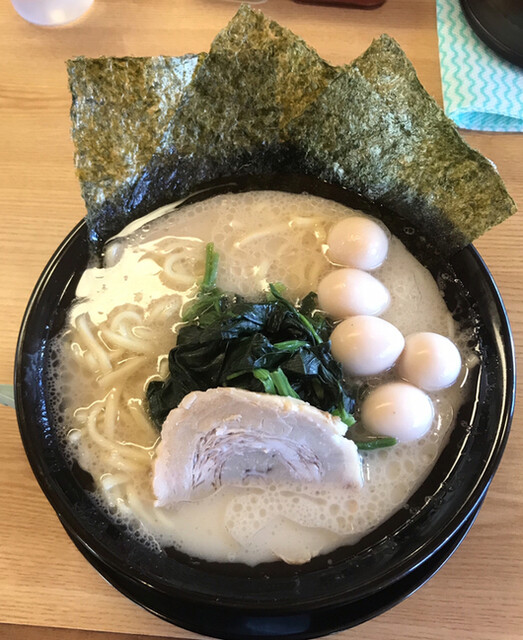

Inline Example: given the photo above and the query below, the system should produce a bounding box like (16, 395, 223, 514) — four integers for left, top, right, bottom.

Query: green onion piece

(182, 243, 222, 322)
(271, 368, 301, 399)
(226, 370, 249, 381)
(355, 437, 397, 451)
(202, 242, 219, 291)
(273, 340, 309, 351)
(253, 368, 300, 400)
(265, 281, 286, 301)
(297, 313, 322, 345)
(332, 405, 356, 429)
(253, 368, 276, 394)
(181, 289, 221, 323)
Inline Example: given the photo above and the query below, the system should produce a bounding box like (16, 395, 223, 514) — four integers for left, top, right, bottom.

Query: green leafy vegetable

(147, 243, 395, 451)
(181, 242, 224, 324)
(268, 283, 323, 345)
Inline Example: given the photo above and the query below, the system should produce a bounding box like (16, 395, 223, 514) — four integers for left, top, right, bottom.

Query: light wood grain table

(1, 1, 522, 639)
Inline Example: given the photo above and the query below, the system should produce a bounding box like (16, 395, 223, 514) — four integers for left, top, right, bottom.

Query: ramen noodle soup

(47, 191, 474, 566)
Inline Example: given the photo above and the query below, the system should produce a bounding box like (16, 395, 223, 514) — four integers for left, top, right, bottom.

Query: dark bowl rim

(14, 177, 517, 612)
(59, 494, 485, 640)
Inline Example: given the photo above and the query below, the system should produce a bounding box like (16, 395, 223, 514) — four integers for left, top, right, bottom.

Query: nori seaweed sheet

(287, 35, 516, 253)
(174, 4, 339, 157)
(67, 7, 516, 255)
(68, 5, 338, 249)
(67, 53, 203, 241)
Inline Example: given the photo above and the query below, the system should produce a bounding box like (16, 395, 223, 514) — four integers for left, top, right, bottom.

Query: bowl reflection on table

(14, 175, 515, 640)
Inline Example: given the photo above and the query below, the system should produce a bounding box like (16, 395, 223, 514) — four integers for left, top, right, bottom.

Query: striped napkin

(436, 0, 523, 132)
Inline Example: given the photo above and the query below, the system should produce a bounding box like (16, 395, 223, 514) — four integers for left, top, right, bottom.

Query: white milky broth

(47, 191, 473, 566)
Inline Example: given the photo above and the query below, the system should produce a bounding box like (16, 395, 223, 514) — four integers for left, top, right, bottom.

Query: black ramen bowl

(15, 175, 515, 640)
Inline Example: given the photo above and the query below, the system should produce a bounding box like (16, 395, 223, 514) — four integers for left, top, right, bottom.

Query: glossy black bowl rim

(60, 495, 485, 640)
(14, 178, 516, 613)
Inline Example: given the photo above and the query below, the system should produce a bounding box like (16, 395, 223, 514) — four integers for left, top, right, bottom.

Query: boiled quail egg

(361, 382, 434, 442)
(398, 332, 462, 391)
(327, 216, 389, 271)
(330, 315, 405, 376)
(317, 268, 390, 318)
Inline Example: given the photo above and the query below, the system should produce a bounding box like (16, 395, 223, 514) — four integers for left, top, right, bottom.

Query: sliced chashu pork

(153, 387, 362, 506)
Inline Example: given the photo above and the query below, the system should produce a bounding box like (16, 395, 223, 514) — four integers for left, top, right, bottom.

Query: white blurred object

(11, 0, 93, 26)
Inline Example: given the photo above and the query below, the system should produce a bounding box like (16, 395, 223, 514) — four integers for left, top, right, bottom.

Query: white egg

(317, 268, 390, 319)
(330, 316, 405, 376)
(361, 382, 434, 442)
(398, 332, 462, 391)
(327, 216, 389, 271)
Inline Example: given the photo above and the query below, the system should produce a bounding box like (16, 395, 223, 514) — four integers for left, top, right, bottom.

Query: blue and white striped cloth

(436, 0, 523, 132)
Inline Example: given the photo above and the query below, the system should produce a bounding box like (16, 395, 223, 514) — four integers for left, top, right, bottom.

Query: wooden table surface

(1, 1, 522, 639)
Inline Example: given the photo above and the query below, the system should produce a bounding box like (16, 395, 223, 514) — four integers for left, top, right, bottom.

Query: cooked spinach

(146, 243, 396, 450)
